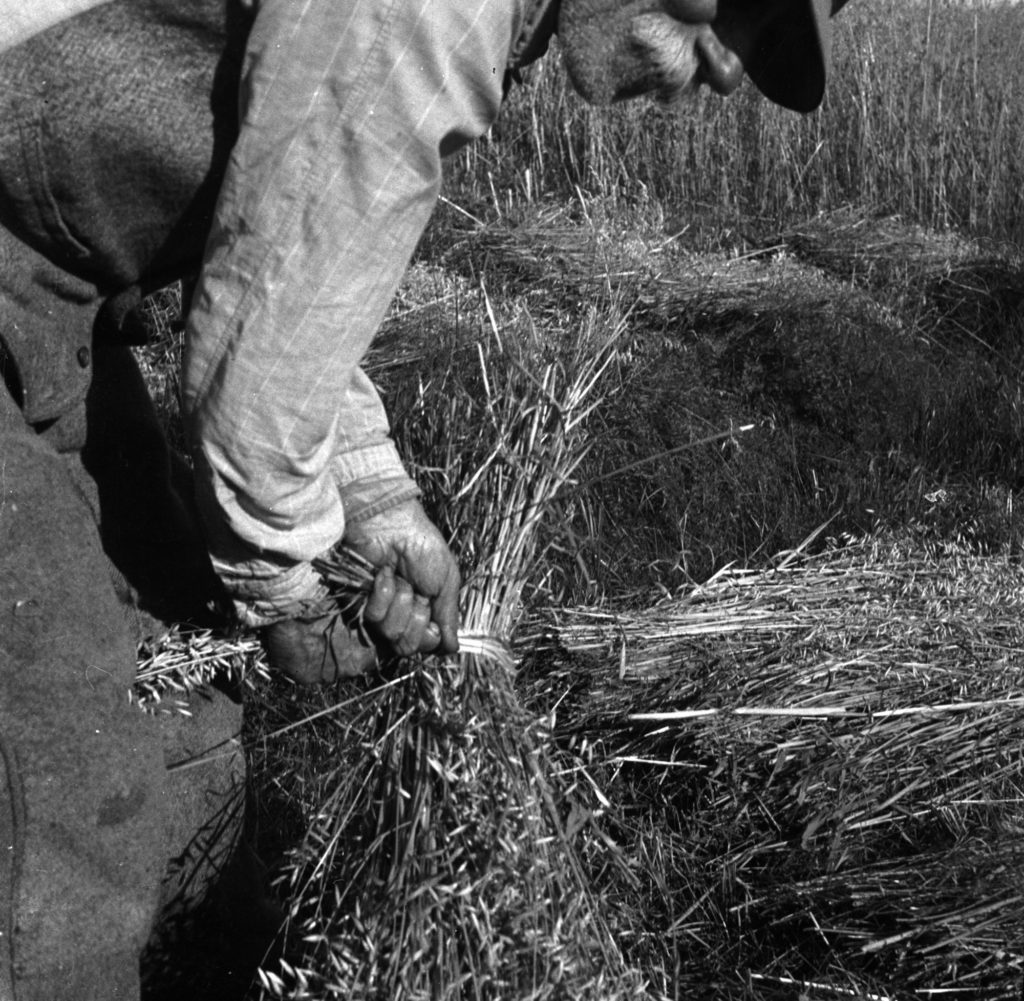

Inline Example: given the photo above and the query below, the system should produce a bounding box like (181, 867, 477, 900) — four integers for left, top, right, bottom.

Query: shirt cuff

(334, 440, 421, 523)
(213, 557, 332, 628)
(213, 440, 420, 626)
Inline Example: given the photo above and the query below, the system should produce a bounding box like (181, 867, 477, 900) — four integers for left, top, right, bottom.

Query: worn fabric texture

(79, 343, 229, 628)
(0, 0, 245, 295)
(0, 0, 247, 431)
(0, 8, 257, 994)
(143, 686, 271, 1001)
(0, 366, 256, 1001)
(0, 425, 168, 1001)
(0, 702, 18, 1001)
(0, 229, 95, 429)
(0, 353, 254, 1001)
(0, 0, 114, 52)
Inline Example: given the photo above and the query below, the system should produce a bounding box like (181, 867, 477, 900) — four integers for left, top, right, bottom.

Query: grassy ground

(135, 1, 1024, 997)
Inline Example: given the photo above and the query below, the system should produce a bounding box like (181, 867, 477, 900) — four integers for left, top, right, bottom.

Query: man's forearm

(182, 0, 519, 615)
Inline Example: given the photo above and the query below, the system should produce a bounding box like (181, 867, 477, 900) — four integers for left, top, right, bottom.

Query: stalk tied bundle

(260, 309, 640, 1000)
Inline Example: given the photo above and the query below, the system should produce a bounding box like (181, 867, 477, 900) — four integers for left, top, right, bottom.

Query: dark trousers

(0, 3, 263, 998)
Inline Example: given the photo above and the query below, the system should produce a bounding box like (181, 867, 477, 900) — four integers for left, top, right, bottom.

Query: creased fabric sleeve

(182, 0, 523, 619)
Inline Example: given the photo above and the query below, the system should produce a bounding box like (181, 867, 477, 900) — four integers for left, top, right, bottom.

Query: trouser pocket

(0, 97, 91, 265)
(0, 0, 245, 289)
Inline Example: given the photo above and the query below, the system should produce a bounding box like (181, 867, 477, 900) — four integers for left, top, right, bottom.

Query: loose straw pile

(524, 535, 1024, 997)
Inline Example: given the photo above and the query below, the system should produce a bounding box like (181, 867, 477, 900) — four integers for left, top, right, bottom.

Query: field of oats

(136, 0, 1024, 998)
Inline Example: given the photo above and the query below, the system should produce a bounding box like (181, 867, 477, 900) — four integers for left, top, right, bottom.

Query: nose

(696, 26, 744, 95)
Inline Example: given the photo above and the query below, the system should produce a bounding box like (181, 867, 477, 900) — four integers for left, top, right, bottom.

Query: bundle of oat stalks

(265, 308, 646, 1000)
(141, 304, 644, 1000)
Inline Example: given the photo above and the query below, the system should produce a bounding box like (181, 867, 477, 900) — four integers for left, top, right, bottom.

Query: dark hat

(745, 0, 847, 113)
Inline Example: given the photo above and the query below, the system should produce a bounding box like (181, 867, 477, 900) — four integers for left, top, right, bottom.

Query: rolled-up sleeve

(182, 0, 522, 616)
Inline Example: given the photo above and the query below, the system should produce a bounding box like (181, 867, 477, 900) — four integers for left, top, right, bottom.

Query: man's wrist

(341, 478, 422, 526)
(333, 440, 420, 522)
(214, 557, 332, 628)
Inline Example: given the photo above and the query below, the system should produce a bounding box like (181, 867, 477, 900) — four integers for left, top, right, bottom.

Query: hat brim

(745, 0, 832, 113)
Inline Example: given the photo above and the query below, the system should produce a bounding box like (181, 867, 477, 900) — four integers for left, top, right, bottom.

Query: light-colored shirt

(181, 0, 530, 623)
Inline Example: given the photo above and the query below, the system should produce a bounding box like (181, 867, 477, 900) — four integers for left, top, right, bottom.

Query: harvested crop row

(524, 536, 1024, 998)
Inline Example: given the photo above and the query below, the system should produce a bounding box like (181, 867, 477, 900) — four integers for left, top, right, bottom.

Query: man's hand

(263, 611, 376, 686)
(258, 500, 458, 682)
(344, 499, 460, 658)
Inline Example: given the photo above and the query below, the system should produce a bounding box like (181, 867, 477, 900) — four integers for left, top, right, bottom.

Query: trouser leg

(1, 319, 261, 1001)
(142, 685, 287, 1001)
(0, 218, 228, 634)
(79, 341, 230, 632)
(0, 7, 272, 997)
(0, 414, 168, 1001)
